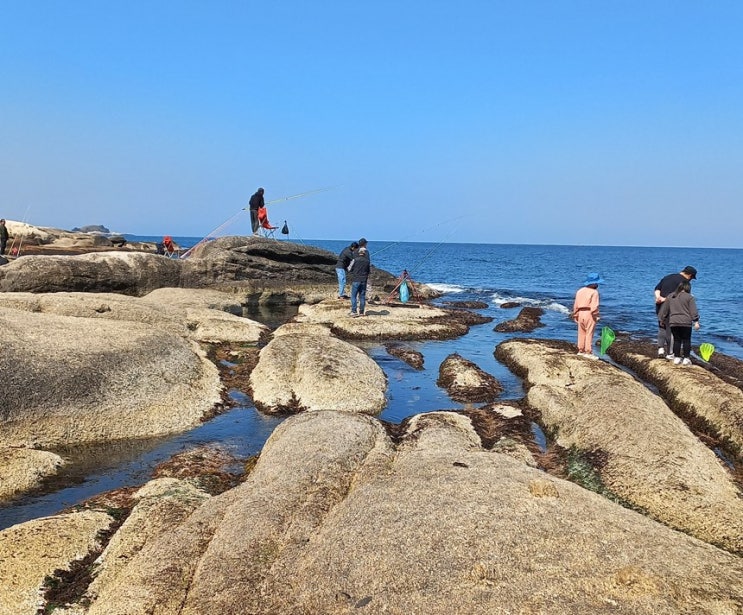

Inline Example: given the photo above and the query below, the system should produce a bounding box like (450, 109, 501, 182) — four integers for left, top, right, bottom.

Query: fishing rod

(181, 185, 336, 259)
(242, 186, 340, 211)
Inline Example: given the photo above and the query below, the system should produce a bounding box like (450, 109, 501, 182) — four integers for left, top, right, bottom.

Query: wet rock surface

(494, 306, 546, 332)
(437, 353, 503, 403)
(384, 342, 424, 369)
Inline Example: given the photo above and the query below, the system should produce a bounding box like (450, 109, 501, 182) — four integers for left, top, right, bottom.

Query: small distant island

(70, 224, 111, 233)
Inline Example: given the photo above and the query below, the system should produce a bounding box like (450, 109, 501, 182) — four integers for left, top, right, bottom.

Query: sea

(2, 237, 741, 529)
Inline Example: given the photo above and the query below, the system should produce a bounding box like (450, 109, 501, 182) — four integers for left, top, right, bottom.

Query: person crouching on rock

(573, 272, 604, 359)
(348, 246, 370, 317)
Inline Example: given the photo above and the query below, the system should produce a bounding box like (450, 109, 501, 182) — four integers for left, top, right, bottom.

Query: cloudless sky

(2, 1, 742, 247)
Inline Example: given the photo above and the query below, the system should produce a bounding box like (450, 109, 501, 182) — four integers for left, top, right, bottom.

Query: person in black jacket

(335, 241, 358, 299)
(0, 219, 9, 255)
(348, 247, 371, 317)
(654, 265, 696, 357)
(248, 188, 265, 235)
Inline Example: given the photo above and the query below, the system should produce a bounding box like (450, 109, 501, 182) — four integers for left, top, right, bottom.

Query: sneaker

(577, 352, 586, 356)
(657, 348, 665, 357)
(586, 353, 600, 360)
(673, 357, 682, 365)
(665, 354, 676, 361)
(348, 312, 357, 317)
(341, 295, 350, 299)
(682, 358, 692, 366)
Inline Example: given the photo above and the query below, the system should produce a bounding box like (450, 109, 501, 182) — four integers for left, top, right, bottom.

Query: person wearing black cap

(248, 188, 265, 236)
(654, 265, 697, 358)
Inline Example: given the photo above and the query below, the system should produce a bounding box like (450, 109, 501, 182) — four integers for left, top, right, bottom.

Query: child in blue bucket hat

(573, 273, 605, 359)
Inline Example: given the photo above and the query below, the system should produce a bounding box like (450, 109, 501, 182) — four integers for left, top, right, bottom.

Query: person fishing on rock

(248, 188, 265, 236)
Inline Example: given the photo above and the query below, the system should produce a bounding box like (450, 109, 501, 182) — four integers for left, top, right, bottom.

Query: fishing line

(404, 219, 465, 278)
(372, 213, 470, 257)
(179, 209, 246, 259)
(261, 185, 340, 208)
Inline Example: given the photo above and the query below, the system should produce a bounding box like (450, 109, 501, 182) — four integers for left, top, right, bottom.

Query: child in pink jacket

(573, 273, 604, 359)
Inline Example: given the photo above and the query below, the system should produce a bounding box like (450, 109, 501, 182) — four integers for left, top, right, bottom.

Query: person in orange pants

(573, 273, 604, 359)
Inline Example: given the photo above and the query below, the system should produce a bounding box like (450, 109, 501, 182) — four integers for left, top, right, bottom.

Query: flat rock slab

(71, 411, 743, 614)
(437, 353, 503, 403)
(496, 338, 743, 554)
(609, 340, 743, 458)
(249, 330, 387, 414)
(0, 290, 268, 345)
(297, 300, 487, 341)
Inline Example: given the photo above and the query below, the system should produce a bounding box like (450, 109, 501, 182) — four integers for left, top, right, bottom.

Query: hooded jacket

(658, 291, 699, 327)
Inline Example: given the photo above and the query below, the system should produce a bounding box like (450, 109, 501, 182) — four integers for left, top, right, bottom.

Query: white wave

(427, 283, 466, 294)
(491, 293, 570, 314)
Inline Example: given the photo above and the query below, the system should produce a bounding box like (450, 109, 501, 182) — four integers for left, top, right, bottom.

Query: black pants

(671, 325, 692, 358)
(0, 239, 6, 255)
(250, 209, 259, 233)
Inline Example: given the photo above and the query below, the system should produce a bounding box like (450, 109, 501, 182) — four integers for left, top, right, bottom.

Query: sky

(1, 1, 742, 247)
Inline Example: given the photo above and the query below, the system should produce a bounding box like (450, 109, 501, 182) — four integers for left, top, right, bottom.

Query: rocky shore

(1, 223, 742, 614)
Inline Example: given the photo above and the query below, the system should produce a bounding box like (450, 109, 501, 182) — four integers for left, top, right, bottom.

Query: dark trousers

(250, 210, 259, 233)
(671, 325, 692, 358)
(0, 239, 6, 255)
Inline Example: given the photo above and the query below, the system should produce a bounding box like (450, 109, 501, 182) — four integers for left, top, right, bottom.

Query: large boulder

(496, 338, 743, 554)
(0, 252, 182, 294)
(66, 411, 743, 615)
(0, 306, 222, 448)
(0, 235, 439, 303)
(249, 329, 387, 414)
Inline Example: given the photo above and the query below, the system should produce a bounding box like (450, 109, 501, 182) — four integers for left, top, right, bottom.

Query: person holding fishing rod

(248, 188, 265, 235)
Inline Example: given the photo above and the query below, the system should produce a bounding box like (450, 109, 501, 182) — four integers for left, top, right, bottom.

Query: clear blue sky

(2, 1, 742, 247)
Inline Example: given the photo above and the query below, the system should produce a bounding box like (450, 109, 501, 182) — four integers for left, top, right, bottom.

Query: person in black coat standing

(335, 241, 358, 299)
(248, 188, 265, 235)
(348, 247, 371, 317)
(0, 219, 9, 255)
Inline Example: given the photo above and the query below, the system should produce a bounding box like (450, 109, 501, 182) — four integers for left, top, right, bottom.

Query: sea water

(3, 237, 740, 529)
